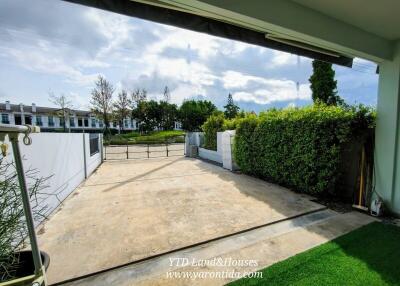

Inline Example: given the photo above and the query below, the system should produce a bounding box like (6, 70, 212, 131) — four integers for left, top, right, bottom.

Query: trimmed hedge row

(234, 105, 375, 195)
(202, 114, 225, 150)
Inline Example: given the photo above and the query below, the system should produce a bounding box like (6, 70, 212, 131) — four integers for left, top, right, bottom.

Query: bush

(104, 130, 185, 145)
(234, 104, 375, 195)
(202, 114, 226, 150)
(0, 159, 50, 281)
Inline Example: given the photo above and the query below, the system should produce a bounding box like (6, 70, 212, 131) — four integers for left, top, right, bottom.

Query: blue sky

(0, 0, 379, 112)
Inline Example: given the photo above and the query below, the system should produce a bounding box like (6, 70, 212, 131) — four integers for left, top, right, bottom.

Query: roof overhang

(64, 0, 354, 67)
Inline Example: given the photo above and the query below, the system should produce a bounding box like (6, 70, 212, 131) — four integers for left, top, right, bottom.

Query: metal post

(100, 134, 104, 163)
(9, 135, 44, 278)
(126, 145, 129, 159)
(147, 144, 150, 158)
(166, 142, 169, 157)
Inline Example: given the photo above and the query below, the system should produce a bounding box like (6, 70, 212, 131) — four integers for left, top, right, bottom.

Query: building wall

(5, 133, 102, 224)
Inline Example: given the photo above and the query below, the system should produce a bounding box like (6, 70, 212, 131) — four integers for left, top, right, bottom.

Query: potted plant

(0, 157, 50, 285)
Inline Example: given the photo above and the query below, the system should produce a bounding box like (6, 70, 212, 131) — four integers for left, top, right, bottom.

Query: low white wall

(198, 147, 222, 164)
(5, 133, 102, 222)
(187, 131, 236, 168)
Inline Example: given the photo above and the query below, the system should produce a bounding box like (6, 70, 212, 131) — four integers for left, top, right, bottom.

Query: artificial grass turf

(228, 222, 400, 286)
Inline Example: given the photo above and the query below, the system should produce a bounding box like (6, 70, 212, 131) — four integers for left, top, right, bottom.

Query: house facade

(0, 101, 182, 132)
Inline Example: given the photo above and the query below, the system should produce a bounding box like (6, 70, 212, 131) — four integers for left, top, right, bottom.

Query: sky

(0, 0, 379, 113)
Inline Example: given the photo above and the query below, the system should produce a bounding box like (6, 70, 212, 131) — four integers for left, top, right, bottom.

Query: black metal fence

(89, 134, 100, 156)
(104, 143, 185, 160)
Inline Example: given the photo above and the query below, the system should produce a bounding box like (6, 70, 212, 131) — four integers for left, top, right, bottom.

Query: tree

(163, 86, 171, 103)
(90, 75, 114, 134)
(159, 101, 178, 130)
(132, 100, 160, 133)
(113, 89, 131, 132)
(131, 88, 147, 132)
(48, 92, 73, 132)
(178, 100, 217, 131)
(131, 88, 147, 108)
(224, 93, 240, 119)
(309, 60, 343, 106)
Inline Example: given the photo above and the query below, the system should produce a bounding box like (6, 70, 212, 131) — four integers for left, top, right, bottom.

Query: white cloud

(145, 28, 222, 60)
(270, 51, 296, 67)
(227, 70, 311, 104)
(7, 49, 99, 86)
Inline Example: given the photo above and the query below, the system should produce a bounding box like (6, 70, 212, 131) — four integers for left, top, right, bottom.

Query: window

(91, 118, 96, 127)
(99, 120, 104, 128)
(36, 116, 43, 126)
(25, 116, 32, 125)
(70, 117, 75, 127)
(78, 118, 83, 127)
(84, 118, 89, 127)
(48, 116, 54, 127)
(1, 114, 9, 124)
(14, 115, 22, 125)
(89, 134, 99, 156)
(124, 119, 129, 128)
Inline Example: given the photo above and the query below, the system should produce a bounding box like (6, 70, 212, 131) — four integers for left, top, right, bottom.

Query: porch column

(375, 41, 400, 215)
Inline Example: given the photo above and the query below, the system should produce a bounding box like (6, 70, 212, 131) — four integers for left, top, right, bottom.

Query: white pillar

(222, 130, 236, 171)
(374, 41, 400, 214)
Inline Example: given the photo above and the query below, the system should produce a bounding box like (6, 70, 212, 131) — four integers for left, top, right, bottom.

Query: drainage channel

(54, 208, 335, 286)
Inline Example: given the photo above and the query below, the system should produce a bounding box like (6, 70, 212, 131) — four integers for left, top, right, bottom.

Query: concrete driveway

(37, 156, 324, 284)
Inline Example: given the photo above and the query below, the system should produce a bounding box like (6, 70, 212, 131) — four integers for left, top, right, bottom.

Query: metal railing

(89, 134, 100, 156)
(0, 124, 46, 285)
(104, 142, 185, 160)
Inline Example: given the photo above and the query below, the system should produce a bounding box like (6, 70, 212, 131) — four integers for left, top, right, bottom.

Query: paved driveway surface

(37, 157, 323, 284)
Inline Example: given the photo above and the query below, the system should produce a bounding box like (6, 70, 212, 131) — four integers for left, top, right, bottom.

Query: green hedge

(201, 114, 226, 150)
(104, 130, 185, 145)
(234, 105, 375, 195)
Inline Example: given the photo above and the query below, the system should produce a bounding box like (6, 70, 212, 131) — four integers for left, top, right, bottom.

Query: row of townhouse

(0, 101, 183, 132)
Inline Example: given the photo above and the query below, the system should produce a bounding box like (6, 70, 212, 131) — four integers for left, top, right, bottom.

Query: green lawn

(229, 222, 400, 286)
(105, 130, 185, 145)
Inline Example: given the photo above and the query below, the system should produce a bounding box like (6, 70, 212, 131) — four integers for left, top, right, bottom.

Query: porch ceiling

(292, 0, 400, 41)
(145, 0, 396, 62)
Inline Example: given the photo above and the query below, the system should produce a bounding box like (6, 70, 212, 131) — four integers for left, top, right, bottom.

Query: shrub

(234, 104, 375, 195)
(0, 158, 50, 281)
(202, 114, 226, 150)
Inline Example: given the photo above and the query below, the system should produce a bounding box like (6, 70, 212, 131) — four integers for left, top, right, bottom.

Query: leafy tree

(309, 60, 343, 106)
(131, 88, 147, 108)
(132, 100, 161, 133)
(48, 92, 73, 132)
(90, 76, 114, 134)
(224, 93, 240, 119)
(178, 100, 216, 131)
(130, 88, 147, 132)
(159, 101, 178, 130)
(113, 89, 131, 132)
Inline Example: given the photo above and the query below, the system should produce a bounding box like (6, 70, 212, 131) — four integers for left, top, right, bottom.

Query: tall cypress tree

(224, 93, 240, 119)
(309, 60, 343, 106)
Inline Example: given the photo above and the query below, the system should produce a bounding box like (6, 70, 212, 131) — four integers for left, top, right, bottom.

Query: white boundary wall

(5, 133, 102, 221)
(188, 131, 237, 169)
